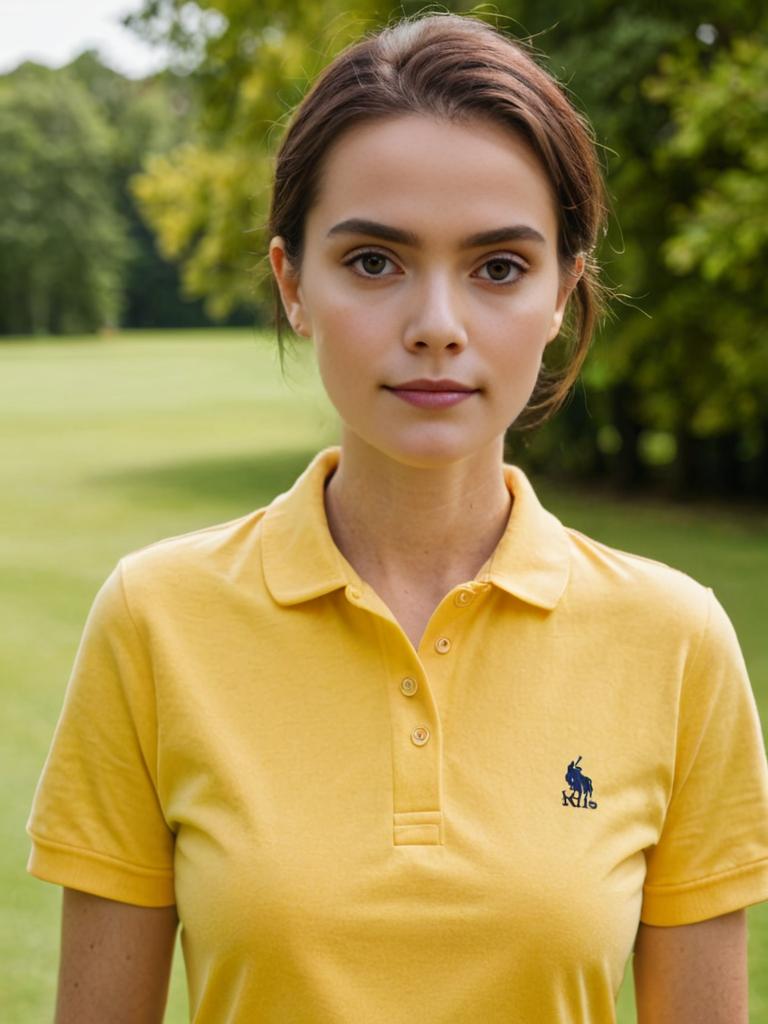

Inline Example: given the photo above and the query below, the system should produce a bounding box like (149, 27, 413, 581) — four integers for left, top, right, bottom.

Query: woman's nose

(402, 274, 469, 353)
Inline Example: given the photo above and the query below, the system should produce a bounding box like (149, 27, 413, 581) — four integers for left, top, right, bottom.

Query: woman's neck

(323, 431, 512, 599)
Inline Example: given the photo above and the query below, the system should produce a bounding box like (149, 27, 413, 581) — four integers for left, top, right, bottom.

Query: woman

(26, 13, 768, 1023)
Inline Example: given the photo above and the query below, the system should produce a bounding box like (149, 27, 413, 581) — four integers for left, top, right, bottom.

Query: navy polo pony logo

(562, 756, 598, 809)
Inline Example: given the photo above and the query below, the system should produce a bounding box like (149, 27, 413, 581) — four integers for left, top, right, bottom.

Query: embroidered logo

(562, 756, 598, 809)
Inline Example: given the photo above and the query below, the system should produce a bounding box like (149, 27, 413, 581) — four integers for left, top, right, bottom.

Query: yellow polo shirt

(27, 447, 768, 1023)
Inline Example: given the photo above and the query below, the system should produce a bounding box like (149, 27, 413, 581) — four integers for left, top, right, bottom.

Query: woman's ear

(269, 237, 310, 337)
(546, 253, 586, 343)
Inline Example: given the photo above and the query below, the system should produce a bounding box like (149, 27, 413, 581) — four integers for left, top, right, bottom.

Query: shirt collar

(483, 463, 571, 609)
(261, 446, 570, 610)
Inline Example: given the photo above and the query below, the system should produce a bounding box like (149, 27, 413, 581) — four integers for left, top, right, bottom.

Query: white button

(346, 586, 362, 601)
(411, 727, 430, 746)
(434, 636, 451, 654)
(400, 676, 418, 696)
(454, 588, 474, 607)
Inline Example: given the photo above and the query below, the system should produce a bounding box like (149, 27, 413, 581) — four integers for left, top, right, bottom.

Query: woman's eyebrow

(327, 218, 418, 245)
(326, 218, 546, 247)
(464, 224, 546, 247)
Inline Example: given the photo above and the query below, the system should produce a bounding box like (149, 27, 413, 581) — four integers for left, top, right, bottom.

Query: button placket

(373, 619, 443, 846)
(396, 664, 442, 835)
(428, 581, 488, 659)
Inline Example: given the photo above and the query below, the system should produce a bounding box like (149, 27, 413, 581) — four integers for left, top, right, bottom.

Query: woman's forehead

(307, 113, 559, 246)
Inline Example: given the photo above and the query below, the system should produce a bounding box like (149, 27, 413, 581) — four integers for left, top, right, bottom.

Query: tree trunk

(611, 384, 644, 491)
(714, 432, 743, 497)
(673, 428, 698, 498)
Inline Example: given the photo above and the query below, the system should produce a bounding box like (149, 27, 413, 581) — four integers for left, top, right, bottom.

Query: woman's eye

(346, 250, 398, 277)
(476, 256, 526, 284)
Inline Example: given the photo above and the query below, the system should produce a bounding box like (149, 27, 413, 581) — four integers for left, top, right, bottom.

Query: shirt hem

(26, 833, 176, 907)
(640, 857, 768, 926)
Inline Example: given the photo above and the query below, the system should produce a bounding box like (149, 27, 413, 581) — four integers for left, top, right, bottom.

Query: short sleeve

(26, 561, 176, 907)
(641, 588, 768, 925)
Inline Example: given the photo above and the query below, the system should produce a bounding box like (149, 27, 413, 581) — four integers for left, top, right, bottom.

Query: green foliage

(0, 51, 238, 335)
(0, 65, 129, 334)
(630, 34, 768, 443)
(648, 37, 768, 290)
(63, 53, 229, 329)
(132, 142, 272, 317)
(66, 51, 193, 181)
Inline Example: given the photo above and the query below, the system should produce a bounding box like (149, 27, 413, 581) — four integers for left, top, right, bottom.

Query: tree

(0, 65, 129, 334)
(64, 51, 236, 329)
(644, 34, 768, 493)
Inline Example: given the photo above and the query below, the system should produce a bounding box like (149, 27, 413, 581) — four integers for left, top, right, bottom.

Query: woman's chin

(342, 423, 505, 471)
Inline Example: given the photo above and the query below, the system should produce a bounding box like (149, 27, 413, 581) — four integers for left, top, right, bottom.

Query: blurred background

(1, 2, 766, 1021)
(2, 0, 768, 496)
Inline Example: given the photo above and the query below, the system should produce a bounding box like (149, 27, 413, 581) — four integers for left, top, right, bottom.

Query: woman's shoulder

(114, 454, 328, 591)
(113, 505, 272, 611)
(561, 523, 715, 637)
(125, 506, 267, 563)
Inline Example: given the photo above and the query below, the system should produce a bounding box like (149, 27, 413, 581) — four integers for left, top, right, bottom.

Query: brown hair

(267, 12, 608, 428)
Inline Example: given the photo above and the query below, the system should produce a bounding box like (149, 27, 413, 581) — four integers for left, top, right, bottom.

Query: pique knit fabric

(27, 447, 768, 1023)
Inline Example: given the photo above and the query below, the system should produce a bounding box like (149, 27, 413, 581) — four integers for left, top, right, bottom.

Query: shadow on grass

(89, 448, 323, 513)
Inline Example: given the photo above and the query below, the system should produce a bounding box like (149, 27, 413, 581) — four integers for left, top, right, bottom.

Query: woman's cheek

(313, 335, 370, 414)
(322, 309, 385, 369)
(507, 302, 560, 356)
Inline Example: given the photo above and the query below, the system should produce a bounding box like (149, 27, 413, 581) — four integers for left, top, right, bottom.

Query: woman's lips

(384, 382, 478, 409)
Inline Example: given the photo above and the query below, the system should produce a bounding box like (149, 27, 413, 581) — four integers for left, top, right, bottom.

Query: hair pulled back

(268, 13, 608, 428)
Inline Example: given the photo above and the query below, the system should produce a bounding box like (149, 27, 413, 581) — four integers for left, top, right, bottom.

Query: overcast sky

(1, 0, 169, 77)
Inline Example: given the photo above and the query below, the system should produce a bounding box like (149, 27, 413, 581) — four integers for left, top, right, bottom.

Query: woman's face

(270, 114, 583, 468)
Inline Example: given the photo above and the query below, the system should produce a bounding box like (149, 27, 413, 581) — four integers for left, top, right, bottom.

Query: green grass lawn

(2, 328, 766, 1022)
